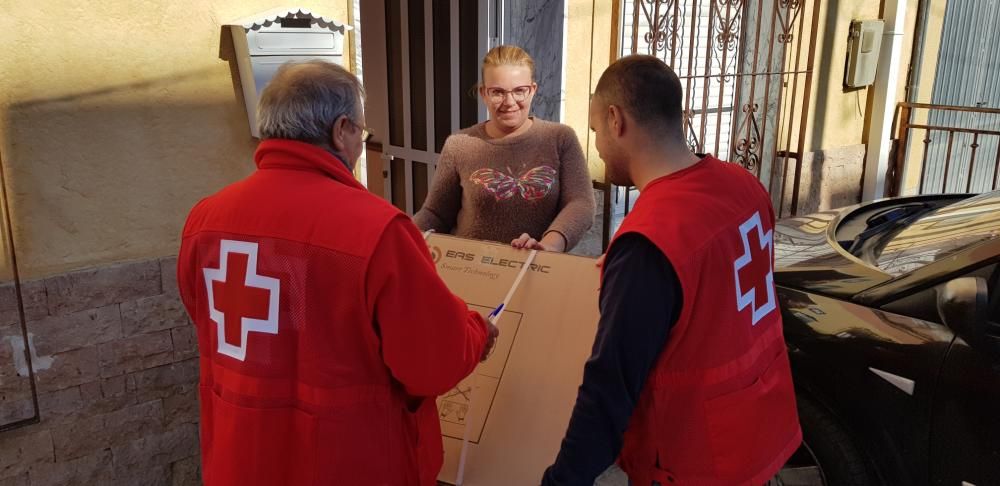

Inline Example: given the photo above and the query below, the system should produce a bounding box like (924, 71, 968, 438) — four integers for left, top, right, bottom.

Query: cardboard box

(425, 234, 601, 486)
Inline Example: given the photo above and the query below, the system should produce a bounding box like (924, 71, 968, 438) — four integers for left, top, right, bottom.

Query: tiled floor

(436, 466, 628, 486)
(569, 187, 635, 259)
(594, 465, 630, 485)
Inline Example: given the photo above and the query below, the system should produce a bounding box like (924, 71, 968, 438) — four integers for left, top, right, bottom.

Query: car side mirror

(937, 277, 998, 356)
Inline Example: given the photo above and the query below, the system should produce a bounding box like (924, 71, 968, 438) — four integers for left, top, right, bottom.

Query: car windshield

(874, 191, 1000, 276)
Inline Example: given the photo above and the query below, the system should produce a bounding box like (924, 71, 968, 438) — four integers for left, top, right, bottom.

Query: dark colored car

(773, 191, 1000, 486)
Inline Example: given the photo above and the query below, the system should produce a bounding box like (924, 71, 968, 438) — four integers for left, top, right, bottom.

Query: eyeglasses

(485, 85, 533, 104)
(348, 118, 373, 143)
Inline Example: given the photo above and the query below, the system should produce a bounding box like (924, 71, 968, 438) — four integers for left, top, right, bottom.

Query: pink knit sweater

(414, 118, 595, 249)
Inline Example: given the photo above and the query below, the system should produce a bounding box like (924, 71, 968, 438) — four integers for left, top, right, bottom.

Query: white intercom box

(845, 19, 884, 88)
(227, 8, 352, 137)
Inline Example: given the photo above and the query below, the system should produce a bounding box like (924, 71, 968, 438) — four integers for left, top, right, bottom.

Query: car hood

(774, 207, 892, 299)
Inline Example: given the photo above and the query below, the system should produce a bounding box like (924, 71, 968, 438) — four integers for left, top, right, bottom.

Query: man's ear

(330, 116, 350, 153)
(608, 105, 625, 138)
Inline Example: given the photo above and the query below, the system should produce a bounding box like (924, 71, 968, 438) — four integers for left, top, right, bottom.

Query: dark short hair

(594, 55, 684, 140)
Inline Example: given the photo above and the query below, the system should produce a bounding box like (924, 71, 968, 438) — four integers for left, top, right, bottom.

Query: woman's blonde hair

(481, 45, 535, 82)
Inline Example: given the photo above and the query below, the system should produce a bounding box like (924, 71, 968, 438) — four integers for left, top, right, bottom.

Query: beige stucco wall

(0, 1, 354, 280)
(775, 0, 948, 212)
(799, 0, 881, 154)
(564, 0, 614, 182)
(801, 0, 947, 198)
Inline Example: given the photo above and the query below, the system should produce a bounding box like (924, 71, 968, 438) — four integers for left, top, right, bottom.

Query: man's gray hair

(257, 60, 364, 144)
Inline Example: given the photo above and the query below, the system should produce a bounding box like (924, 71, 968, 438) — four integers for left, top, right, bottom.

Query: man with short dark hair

(542, 55, 800, 486)
(177, 61, 497, 486)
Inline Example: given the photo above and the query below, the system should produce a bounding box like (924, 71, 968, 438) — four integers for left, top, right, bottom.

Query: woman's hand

(511, 233, 547, 251)
(511, 232, 565, 252)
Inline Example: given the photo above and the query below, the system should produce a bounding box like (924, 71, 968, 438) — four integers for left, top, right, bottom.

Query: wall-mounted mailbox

(845, 19, 884, 88)
(227, 8, 352, 137)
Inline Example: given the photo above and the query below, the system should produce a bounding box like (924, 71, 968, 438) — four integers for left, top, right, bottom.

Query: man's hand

(595, 253, 606, 268)
(481, 321, 500, 362)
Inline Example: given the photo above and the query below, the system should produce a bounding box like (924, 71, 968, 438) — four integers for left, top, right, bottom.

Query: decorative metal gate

(618, 0, 820, 215)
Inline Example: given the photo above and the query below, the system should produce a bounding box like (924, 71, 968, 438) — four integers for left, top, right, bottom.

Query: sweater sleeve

(543, 126, 595, 250)
(413, 140, 462, 233)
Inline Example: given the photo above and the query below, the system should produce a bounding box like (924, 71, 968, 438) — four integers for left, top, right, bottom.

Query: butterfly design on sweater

(470, 165, 557, 201)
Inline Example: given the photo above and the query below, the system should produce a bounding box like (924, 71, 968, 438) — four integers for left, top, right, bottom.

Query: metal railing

(889, 102, 1000, 196)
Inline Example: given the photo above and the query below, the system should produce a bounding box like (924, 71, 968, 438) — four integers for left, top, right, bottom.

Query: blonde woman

(414, 45, 595, 252)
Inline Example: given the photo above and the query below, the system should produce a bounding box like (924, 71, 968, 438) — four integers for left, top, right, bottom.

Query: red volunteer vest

(612, 157, 801, 486)
(177, 140, 445, 485)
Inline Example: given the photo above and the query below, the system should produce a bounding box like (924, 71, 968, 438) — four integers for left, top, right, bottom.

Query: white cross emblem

(733, 211, 777, 326)
(203, 240, 280, 361)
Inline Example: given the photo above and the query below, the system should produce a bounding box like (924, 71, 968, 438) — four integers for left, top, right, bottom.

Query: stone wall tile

(170, 326, 197, 361)
(29, 450, 114, 486)
(170, 456, 200, 486)
(45, 260, 160, 316)
(51, 400, 163, 461)
(133, 359, 198, 404)
(28, 305, 121, 356)
(34, 346, 100, 394)
(0, 429, 53, 479)
(160, 257, 179, 298)
(99, 331, 174, 378)
(120, 294, 188, 337)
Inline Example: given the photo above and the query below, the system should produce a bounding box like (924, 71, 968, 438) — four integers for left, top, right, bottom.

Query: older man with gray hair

(177, 60, 497, 486)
